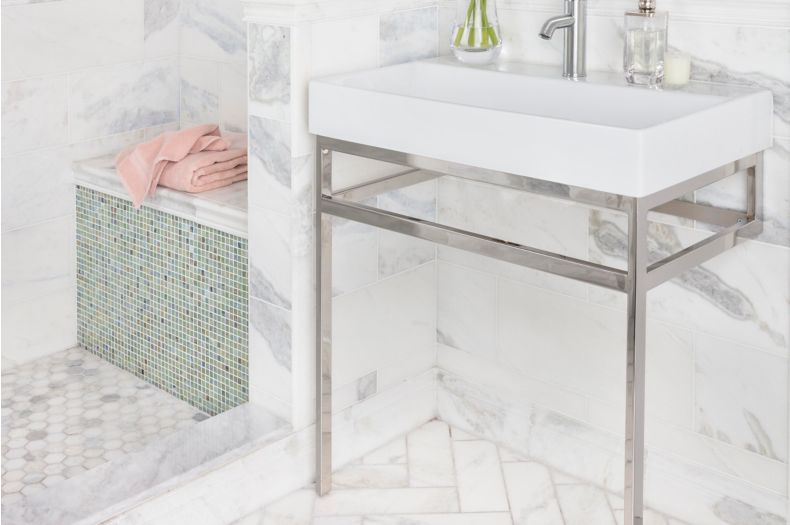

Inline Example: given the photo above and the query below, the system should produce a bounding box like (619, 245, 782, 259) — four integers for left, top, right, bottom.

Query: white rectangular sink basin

(309, 59, 773, 198)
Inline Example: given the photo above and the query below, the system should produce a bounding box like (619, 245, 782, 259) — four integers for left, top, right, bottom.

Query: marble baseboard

(436, 370, 788, 524)
(101, 371, 437, 524)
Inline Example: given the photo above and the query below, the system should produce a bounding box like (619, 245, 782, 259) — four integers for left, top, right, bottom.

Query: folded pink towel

(162, 170, 248, 194)
(159, 150, 247, 192)
(195, 155, 248, 179)
(159, 148, 247, 189)
(115, 124, 232, 208)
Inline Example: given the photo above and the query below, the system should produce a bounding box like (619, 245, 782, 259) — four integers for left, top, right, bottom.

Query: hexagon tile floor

(1, 347, 208, 504)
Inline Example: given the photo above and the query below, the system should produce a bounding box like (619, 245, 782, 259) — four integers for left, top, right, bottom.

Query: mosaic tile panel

(76, 187, 248, 415)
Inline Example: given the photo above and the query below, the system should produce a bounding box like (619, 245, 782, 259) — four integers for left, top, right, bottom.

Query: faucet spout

(538, 0, 587, 78)
(539, 15, 574, 40)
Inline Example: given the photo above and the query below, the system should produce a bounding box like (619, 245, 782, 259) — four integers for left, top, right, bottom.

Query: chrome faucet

(539, 0, 587, 79)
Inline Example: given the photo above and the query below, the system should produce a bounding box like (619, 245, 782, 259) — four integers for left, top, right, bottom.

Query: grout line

(493, 442, 516, 525)
(546, 464, 569, 525)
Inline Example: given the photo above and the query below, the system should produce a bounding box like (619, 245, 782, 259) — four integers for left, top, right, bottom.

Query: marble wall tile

(439, 244, 589, 300)
(379, 7, 439, 67)
(437, 6, 454, 57)
(497, 278, 696, 411)
(589, 211, 790, 355)
(248, 24, 290, 121)
(179, 57, 219, 125)
(1, 0, 65, 5)
(378, 231, 436, 281)
(1, 0, 143, 81)
(1, 215, 75, 305)
(333, 212, 380, 296)
(333, 370, 378, 412)
(68, 58, 178, 142)
(437, 343, 589, 424)
(2, 76, 67, 154)
(249, 206, 292, 310)
(695, 140, 790, 247)
(438, 177, 589, 259)
(377, 179, 437, 278)
(495, 8, 570, 65)
(437, 262, 497, 358)
(376, 344, 436, 394)
(695, 334, 788, 462)
(219, 61, 247, 132)
(668, 22, 790, 136)
(333, 263, 436, 388)
(248, 116, 292, 214)
(249, 297, 293, 412)
(180, 0, 246, 64)
(144, 0, 180, 58)
(1, 285, 76, 370)
(588, 396, 787, 493)
(311, 15, 380, 78)
(286, 198, 318, 429)
(1, 147, 75, 232)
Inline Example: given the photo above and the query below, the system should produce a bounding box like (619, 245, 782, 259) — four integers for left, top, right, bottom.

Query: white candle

(664, 51, 691, 87)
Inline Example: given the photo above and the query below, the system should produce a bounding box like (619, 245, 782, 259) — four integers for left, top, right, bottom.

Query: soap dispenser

(623, 0, 668, 87)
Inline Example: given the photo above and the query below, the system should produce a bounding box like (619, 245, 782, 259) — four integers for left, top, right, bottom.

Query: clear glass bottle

(450, 0, 503, 65)
(623, 0, 668, 87)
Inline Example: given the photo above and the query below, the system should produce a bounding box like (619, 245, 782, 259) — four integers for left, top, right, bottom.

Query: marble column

(245, 0, 440, 429)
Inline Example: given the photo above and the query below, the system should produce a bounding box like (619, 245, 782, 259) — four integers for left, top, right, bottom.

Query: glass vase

(450, 0, 503, 65)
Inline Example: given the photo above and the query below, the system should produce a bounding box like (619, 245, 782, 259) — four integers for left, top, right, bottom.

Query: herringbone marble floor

(232, 420, 685, 525)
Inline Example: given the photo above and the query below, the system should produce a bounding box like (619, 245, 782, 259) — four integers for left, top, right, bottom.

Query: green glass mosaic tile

(76, 187, 249, 416)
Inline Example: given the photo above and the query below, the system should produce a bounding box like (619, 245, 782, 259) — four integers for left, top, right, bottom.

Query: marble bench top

(73, 154, 248, 238)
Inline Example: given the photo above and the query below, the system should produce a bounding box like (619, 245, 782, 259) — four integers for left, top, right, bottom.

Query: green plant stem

(454, 0, 500, 49)
(467, 0, 477, 47)
(454, 0, 475, 47)
(481, 0, 489, 46)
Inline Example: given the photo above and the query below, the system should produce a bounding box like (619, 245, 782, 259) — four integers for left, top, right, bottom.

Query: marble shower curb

(1, 404, 288, 525)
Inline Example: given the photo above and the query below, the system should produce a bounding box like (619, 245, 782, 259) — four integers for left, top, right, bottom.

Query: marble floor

(232, 420, 686, 525)
(1, 347, 207, 504)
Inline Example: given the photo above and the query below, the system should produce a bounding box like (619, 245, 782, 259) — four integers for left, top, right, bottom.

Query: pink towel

(162, 170, 248, 194)
(159, 149, 248, 192)
(115, 124, 231, 208)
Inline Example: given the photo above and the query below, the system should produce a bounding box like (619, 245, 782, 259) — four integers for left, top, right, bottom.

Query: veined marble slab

(0, 403, 288, 525)
(73, 154, 248, 238)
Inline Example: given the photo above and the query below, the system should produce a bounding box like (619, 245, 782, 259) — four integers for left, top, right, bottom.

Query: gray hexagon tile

(1, 347, 207, 503)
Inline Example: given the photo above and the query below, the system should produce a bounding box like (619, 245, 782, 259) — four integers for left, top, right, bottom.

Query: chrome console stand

(314, 135, 763, 525)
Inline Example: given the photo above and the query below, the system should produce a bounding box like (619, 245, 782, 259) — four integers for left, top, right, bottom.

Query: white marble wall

(434, 0, 790, 520)
(179, 0, 248, 132)
(245, 2, 440, 428)
(1, 0, 181, 368)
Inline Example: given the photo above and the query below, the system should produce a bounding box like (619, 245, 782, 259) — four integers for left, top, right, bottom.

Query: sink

(308, 58, 772, 198)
